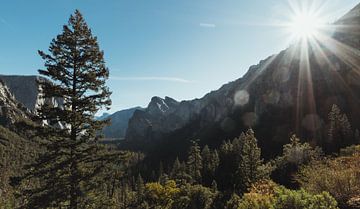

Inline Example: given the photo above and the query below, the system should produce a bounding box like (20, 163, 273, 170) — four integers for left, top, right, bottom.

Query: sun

(287, 11, 325, 41)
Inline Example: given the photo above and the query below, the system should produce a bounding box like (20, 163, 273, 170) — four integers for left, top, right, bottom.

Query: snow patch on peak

(147, 96, 179, 115)
(156, 101, 169, 113)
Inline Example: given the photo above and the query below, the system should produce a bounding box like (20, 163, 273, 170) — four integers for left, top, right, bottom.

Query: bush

(233, 180, 338, 209)
(297, 154, 360, 208)
(174, 184, 217, 209)
(339, 145, 360, 156)
(271, 135, 322, 188)
(144, 180, 180, 209)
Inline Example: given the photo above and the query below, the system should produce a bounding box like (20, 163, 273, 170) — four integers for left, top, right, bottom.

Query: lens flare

(289, 12, 323, 40)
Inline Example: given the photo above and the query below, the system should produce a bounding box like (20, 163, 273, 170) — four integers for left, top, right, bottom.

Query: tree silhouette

(15, 10, 112, 209)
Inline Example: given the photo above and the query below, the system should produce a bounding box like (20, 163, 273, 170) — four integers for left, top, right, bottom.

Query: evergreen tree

(136, 174, 145, 202)
(201, 145, 212, 185)
(216, 140, 236, 190)
(236, 129, 267, 193)
(14, 10, 112, 209)
(271, 135, 322, 188)
(172, 160, 193, 184)
(328, 104, 353, 152)
(187, 141, 203, 183)
(137, 174, 145, 190)
(212, 150, 220, 175)
(201, 145, 219, 186)
(158, 161, 164, 181)
(171, 157, 181, 179)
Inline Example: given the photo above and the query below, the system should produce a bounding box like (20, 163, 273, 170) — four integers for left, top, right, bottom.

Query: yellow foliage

(145, 180, 180, 209)
(297, 153, 360, 208)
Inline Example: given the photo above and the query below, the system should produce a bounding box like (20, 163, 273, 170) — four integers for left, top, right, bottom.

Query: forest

(0, 10, 360, 209)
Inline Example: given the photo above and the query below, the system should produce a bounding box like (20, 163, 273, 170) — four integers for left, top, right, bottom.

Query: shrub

(297, 154, 360, 208)
(233, 180, 338, 209)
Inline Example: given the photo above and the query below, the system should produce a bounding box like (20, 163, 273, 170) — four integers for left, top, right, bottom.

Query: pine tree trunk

(70, 127, 78, 209)
(70, 51, 78, 209)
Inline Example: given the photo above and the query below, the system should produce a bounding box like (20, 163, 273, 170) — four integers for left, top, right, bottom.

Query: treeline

(2, 123, 360, 208)
(107, 130, 359, 209)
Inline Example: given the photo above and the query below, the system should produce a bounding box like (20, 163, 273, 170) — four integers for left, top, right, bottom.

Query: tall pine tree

(187, 141, 203, 183)
(236, 129, 268, 194)
(328, 104, 353, 152)
(15, 10, 112, 209)
(201, 145, 219, 186)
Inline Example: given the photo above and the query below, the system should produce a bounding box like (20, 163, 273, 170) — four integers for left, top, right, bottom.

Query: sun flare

(288, 12, 324, 40)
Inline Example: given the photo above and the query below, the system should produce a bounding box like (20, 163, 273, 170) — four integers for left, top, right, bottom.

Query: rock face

(126, 83, 246, 142)
(125, 4, 360, 157)
(0, 75, 63, 113)
(101, 107, 143, 139)
(0, 80, 29, 127)
(125, 58, 284, 143)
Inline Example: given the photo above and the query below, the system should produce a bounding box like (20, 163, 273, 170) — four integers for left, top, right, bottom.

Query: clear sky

(0, 0, 358, 113)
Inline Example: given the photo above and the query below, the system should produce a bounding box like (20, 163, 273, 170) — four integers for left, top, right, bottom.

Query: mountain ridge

(124, 5, 360, 159)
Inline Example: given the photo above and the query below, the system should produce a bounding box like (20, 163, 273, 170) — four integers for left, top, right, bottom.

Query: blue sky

(0, 0, 358, 113)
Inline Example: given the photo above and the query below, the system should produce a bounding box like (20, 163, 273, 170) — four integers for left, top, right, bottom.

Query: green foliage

(12, 10, 115, 209)
(236, 129, 269, 193)
(297, 153, 360, 208)
(138, 180, 217, 209)
(217, 139, 237, 189)
(216, 129, 270, 194)
(144, 180, 180, 209)
(327, 104, 353, 152)
(3, 114, 356, 209)
(171, 157, 192, 184)
(0, 125, 39, 208)
(187, 141, 203, 183)
(226, 193, 243, 209)
(274, 187, 338, 209)
(170, 157, 182, 179)
(234, 180, 338, 209)
(201, 145, 219, 186)
(339, 145, 360, 156)
(174, 183, 217, 209)
(271, 135, 322, 187)
(281, 135, 323, 165)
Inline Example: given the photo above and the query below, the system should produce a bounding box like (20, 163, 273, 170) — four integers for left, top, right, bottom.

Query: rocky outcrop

(0, 75, 63, 113)
(0, 80, 29, 127)
(125, 3, 360, 157)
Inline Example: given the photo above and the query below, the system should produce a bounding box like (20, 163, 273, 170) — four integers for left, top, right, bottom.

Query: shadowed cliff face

(124, 4, 360, 158)
(100, 107, 144, 139)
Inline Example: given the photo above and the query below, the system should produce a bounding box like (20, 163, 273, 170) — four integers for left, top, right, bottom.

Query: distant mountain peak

(101, 106, 144, 139)
(148, 96, 179, 115)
